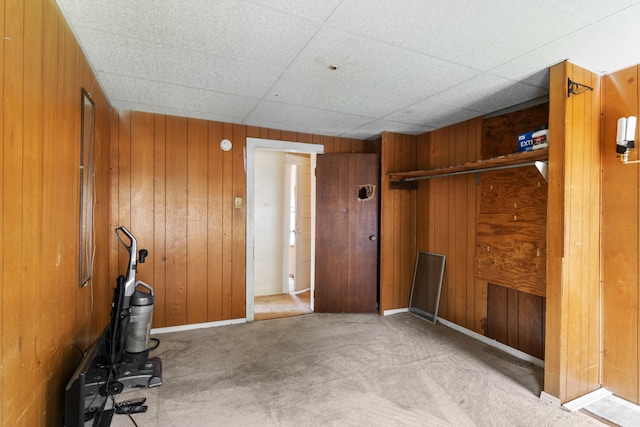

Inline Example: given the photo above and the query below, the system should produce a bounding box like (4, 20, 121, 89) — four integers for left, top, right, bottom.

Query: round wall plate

(220, 138, 232, 151)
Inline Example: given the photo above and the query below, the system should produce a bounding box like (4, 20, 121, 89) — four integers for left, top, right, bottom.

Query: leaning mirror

(79, 88, 95, 287)
(409, 251, 446, 324)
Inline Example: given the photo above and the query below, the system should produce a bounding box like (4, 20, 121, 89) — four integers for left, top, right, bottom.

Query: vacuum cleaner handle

(115, 226, 137, 254)
(134, 280, 154, 296)
(115, 226, 138, 298)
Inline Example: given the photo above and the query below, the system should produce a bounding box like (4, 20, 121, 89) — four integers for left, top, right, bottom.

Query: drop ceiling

(56, 0, 640, 140)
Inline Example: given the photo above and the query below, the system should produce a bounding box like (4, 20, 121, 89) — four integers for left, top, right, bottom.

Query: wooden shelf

(389, 147, 549, 183)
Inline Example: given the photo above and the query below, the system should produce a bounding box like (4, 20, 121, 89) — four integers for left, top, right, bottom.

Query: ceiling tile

(246, 100, 374, 136)
(343, 119, 434, 140)
(424, 74, 548, 114)
(114, 101, 247, 124)
(266, 72, 411, 118)
(328, 0, 588, 70)
(248, 0, 343, 21)
(57, 0, 640, 139)
(492, 26, 640, 77)
(386, 101, 483, 129)
(100, 73, 259, 117)
(596, 3, 640, 48)
(286, 27, 480, 100)
(542, 0, 639, 23)
(76, 28, 282, 98)
(59, 0, 321, 68)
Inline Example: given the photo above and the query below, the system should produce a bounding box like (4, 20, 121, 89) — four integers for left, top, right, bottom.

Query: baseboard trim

(435, 317, 545, 368)
(151, 318, 246, 335)
(382, 308, 409, 316)
(540, 391, 562, 406)
(562, 388, 612, 412)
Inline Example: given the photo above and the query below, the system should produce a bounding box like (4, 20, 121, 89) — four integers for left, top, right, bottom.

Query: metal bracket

(535, 161, 548, 182)
(568, 78, 593, 97)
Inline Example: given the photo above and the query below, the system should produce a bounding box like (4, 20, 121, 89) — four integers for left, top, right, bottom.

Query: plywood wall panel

(482, 102, 549, 158)
(475, 167, 547, 296)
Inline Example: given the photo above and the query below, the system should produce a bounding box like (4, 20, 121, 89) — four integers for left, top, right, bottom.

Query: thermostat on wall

(220, 138, 232, 151)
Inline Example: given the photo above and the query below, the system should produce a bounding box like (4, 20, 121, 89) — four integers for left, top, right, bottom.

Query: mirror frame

(79, 88, 95, 288)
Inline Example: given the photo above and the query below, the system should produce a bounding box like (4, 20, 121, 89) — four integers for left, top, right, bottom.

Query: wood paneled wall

(110, 112, 371, 327)
(420, 120, 486, 333)
(487, 283, 545, 360)
(602, 65, 640, 403)
(379, 132, 420, 312)
(544, 61, 601, 403)
(379, 122, 485, 332)
(1, 0, 112, 424)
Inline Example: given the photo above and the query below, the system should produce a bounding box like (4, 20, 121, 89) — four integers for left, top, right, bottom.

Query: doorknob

(369, 235, 376, 241)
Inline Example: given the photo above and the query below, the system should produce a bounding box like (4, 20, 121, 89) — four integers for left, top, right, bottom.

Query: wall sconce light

(617, 116, 638, 164)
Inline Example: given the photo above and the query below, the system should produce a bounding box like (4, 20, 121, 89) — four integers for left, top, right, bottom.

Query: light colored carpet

(111, 313, 602, 427)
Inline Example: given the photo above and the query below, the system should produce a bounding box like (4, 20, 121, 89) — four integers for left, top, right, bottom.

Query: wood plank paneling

(602, 65, 640, 403)
(3, 0, 26, 422)
(111, 115, 369, 326)
(231, 124, 247, 319)
(207, 121, 224, 321)
(153, 115, 167, 327)
(22, 2, 43, 421)
(487, 283, 545, 359)
(411, 120, 484, 332)
(544, 61, 601, 403)
(187, 119, 209, 324)
(379, 132, 417, 312)
(1, 1, 112, 424)
(0, 0, 5, 415)
(165, 116, 189, 326)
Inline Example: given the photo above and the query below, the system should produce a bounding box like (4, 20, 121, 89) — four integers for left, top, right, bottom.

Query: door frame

(245, 137, 323, 322)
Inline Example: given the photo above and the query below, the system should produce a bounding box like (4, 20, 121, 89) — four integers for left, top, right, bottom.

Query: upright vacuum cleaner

(65, 226, 162, 426)
(108, 226, 162, 391)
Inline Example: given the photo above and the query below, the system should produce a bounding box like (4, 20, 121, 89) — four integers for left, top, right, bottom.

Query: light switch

(234, 197, 242, 209)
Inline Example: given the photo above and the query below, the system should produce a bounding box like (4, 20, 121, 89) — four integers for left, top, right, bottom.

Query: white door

(285, 154, 312, 293)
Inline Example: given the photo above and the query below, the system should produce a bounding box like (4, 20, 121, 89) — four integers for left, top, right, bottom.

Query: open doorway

(245, 138, 324, 322)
